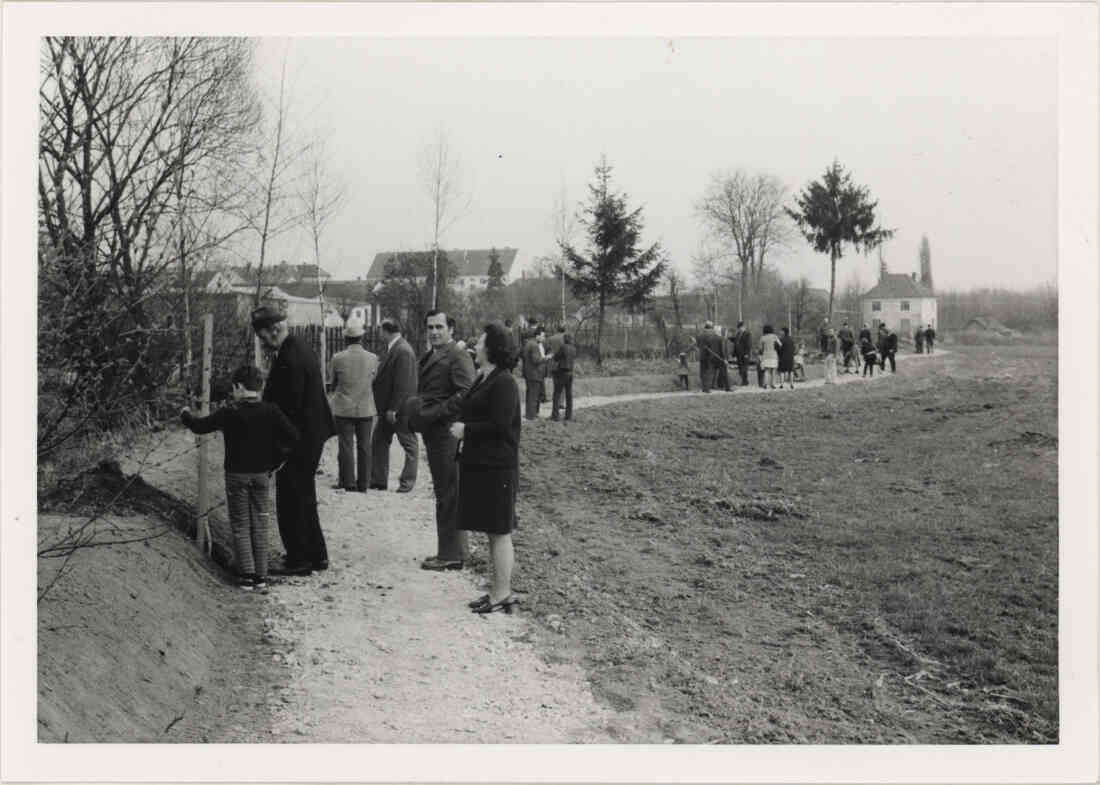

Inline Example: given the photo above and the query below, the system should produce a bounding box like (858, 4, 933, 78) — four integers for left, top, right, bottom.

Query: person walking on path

(676, 352, 690, 390)
(370, 319, 419, 493)
(823, 327, 839, 384)
(758, 324, 782, 389)
(924, 324, 937, 354)
(860, 336, 877, 377)
(859, 323, 872, 344)
(451, 322, 523, 615)
(409, 310, 475, 572)
(818, 318, 830, 354)
(550, 333, 576, 421)
(879, 325, 898, 373)
(732, 321, 752, 387)
(838, 321, 855, 372)
(252, 306, 336, 576)
(778, 326, 796, 390)
(521, 326, 548, 420)
(181, 365, 299, 591)
(697, 321, 722, 393)
(914, 325, 925, 354)
(329, 317, 378, 493)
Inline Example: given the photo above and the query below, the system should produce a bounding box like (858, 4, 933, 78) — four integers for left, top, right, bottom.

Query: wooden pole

(197, 312, 213, 556)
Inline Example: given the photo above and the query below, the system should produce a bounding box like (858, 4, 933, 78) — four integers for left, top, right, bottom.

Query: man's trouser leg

(275, 443, 326, 567)
(563, 373, 574, 420)
(394, 419, 418, 490)
(525, 379, 541, 419)
(370, 417, 393, 488)
(336, 416, 356, 489)
(551, 373, 564, 419)
(700, 363, 712, 392)
(422, 425, 466, 562)
(887, 351, 896, 372)
(738, 358, 749, 386)
(355, 417, 373, 492)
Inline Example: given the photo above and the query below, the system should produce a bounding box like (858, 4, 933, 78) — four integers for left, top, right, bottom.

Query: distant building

(364, 247, 518, 290)
(230, 262, 332, 288)
(173, 268, 246, 293)
(860, 273, 937, 334)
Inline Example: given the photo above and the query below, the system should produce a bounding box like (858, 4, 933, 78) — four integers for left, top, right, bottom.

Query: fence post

(197, 312, 213, 556)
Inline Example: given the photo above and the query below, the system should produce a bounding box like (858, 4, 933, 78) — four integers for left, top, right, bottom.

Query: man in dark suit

(521, 326, 548, 419)
(412, 310, 475, 571)
(550, 333, 577, 421)
(370, 318, 419, 493)
(252, 306, 335, 576)
(732, 321, 752, 386)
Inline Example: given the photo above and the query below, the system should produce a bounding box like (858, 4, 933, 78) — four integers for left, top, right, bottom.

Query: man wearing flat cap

(328, 315, 378, 493)
(251, 305, 336, 576)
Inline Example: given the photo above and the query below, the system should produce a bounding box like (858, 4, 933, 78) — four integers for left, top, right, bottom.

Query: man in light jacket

(329, 316, 379, 493)
(370, 318, 419, 493)
(522, 326, 548, 420)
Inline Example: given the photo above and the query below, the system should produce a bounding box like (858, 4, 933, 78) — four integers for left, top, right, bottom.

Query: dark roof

(862, 273, 934, 299)
(294, 264, 331, 279)
(365, 248, 518, 281)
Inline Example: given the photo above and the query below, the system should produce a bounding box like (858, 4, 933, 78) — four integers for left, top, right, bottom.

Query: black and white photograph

(2, 2, 1096, 783)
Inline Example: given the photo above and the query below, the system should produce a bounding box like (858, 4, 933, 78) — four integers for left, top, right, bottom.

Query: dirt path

(250, 350, 951, 742)
(123, 349, 948, 742)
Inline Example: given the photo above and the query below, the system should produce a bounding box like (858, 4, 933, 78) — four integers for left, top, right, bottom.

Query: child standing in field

(181, 365, 299, 591)
(793, 340, 806, 382)
(676, 352, 690, 390)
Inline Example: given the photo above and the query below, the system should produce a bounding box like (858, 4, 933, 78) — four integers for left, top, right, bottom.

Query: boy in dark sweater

(182, 366, 299, 590)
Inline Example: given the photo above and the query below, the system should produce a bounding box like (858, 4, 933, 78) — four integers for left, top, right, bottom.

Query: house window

(871, 301, 882, 312)
(900, 301, 910, 312)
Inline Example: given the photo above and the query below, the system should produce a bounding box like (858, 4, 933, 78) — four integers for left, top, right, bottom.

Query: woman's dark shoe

(467, 594, 490, 609)
(270, 562, 312, 576)
(471, 595, 520, 614)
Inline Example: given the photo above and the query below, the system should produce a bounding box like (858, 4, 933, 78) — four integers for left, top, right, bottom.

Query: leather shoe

(420, 557, 463, 571)
(369, 484, 387, 491)
(270, 562, 312, 577)
(396, 486, 414, 494)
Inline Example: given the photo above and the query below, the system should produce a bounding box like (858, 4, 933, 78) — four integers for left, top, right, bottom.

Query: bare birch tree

(551, 181, 577, 325)
(419, 126, 471, 309)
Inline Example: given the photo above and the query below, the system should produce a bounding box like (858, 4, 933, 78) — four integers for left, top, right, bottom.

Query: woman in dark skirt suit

(449, 321, 522, 614)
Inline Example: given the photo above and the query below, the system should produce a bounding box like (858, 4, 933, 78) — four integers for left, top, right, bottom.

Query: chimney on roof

(911, 272, 917, 281)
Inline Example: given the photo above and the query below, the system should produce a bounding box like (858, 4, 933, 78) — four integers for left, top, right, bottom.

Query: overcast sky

(256, 36, 1056, 292)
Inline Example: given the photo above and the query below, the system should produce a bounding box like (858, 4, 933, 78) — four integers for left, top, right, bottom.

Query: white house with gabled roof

(861, 273, 937, 335)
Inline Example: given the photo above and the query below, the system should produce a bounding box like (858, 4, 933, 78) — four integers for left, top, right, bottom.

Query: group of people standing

(693, 320, 802, 391)
(514, 322, 578, 423)
(181, 306, 525, 614)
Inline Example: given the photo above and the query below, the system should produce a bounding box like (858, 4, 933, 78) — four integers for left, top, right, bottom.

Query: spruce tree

(560, 155, 666, 365)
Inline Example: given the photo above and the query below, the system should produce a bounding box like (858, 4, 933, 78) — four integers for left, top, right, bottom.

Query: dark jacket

(372, 335, 418, 415)
(458, 368, 521, 469)
(734, 329, 752, 361)
(884, 332, 898, 353)
(263, 334, 335, 449)
(522, 338, 548, 381)
(778, 335, 796, 371)
(182, 400, 298, 474)
(553, 342, 577, 374)
(859, 328, 872, 343)
(697, 331, 724, 367)
(411, 340, 475, 432)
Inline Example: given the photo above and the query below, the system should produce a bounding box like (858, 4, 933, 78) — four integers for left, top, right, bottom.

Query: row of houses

(182, 253, 938, 335)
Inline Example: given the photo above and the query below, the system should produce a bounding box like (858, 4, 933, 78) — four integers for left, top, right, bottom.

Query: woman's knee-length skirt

(458, 464, 518, 535)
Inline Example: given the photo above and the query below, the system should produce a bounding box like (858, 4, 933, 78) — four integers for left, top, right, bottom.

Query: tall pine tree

(919, 236, 934, 291)
(560, 155, 666, 365)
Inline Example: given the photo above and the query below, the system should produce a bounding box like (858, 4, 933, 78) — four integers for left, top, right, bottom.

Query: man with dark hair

(251, 305, 335, 576)
(878, 324, 898, 372)
(371, 318, 419, 492)
(550, 333, 576, 422)
(924, 324, 936, 354)
(412, 309, 475, 570)
(697, 321, 722, 393)
(838, 320, 855, 372)
(521, 326, 548, 419)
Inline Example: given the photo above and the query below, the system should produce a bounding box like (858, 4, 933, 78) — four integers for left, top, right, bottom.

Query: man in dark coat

(732, 321, 752, 386)
(924, 324, 936, 354)
(550, 333, 577, 421)
(914, 325, 925, 354)
(838, 321, 855, 372)
(697, 321, 723, 393)
(411, 310, 475, 571)
(252, 306, 335, 576)
(859, 323, 872, 344)
(521, 326, 548, 419)
(370, 318, 419, 493)
(879, 324, 898, 372)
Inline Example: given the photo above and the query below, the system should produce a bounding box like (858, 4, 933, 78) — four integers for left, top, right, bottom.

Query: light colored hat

(344, 317, 365, 338)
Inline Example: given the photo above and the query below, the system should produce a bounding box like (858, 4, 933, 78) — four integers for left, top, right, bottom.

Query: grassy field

(498, 345, 1057, 743)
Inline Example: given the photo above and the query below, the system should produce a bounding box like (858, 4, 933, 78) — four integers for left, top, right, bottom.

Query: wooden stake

(197, 313, 213, 556)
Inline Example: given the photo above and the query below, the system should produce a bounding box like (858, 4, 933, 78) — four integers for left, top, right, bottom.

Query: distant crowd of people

(683, 317, 936, 391)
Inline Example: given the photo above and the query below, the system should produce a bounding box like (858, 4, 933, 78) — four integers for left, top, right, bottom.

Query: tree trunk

(828, 248, 837, 323)
(739, 258, 747, 321)
(595, 297, 606, 366)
